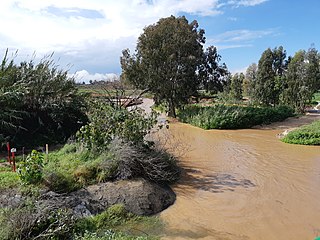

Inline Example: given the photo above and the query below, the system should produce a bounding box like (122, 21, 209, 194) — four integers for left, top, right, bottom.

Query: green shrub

(17, 150, 44, 184)
(282, 120, 320, 145)
(43, 169, 79, 193)
(178, 104, 294, 129)
(42, 145, 118, 192)
(77, 101, 158, 153)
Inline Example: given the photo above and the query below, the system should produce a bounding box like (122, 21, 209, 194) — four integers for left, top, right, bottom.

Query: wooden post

(22, 147, 25, 161)
(45, 144, 49, 162)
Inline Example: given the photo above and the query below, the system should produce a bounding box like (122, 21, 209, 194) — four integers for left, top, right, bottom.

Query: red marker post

(6, 142, 11, 164)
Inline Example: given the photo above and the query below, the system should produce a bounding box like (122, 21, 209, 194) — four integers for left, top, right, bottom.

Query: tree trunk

(168, 99, 176, 118)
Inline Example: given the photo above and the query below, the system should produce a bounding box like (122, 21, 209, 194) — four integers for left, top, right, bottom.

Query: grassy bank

(0, 203, 161, 240)
(177, 104, 294, 129)
(0, 141, 180, 193)
(281, 120, 320, 145)
(0, 141, 177, 240)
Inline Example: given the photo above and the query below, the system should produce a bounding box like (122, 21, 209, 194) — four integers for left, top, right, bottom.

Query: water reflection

(181, 168, 255, 193)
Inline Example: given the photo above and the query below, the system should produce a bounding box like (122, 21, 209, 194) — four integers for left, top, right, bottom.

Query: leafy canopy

(121, 15, 227, 117)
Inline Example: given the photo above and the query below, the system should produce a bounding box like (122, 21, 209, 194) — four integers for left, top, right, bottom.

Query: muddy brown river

(156, 117, 320, 240)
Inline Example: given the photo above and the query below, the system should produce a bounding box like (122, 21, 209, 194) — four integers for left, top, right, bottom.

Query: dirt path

(253, 113, 320, 130)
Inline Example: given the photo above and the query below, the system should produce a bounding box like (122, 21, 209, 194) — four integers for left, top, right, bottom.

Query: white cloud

(0, 0, 270, 52)
(216, 44, 252, 50)
(228, 0, 268, 7)
(227, 17, 238, 21)
(0, 0, 223, 53)
(0, 0, 269, 77)
(210, 29, 276, 43)
(70, 70, 119, 84)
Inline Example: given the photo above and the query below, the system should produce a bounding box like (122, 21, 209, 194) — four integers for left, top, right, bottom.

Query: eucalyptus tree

(283, 47, 320, 112)
(244, 63, 258, 99)
(200, 46, 229, 93)
(253, 46, 287, 106)
(230, 73, 244, 101)
(121, 16, 225, 117)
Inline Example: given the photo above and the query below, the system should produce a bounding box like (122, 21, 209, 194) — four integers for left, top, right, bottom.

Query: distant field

(77, 84, 153, 98)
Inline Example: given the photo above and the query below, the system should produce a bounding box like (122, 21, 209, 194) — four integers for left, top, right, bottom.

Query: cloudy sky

(1, 0, 319, 83)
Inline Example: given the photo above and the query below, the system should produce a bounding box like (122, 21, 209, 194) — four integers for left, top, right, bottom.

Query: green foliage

(42, 139, 179, 193)
(0, 50, 88, 147)
(281, 120, 320, 145)
(74, 204, 161, 240)
(178, 104, 294, 129)
(121, 16, 214, 117)
(230, 73, 244, 101)
(0, 164, 11, 172)
(312, 92, 320, 105)
(0, 172, 20, 190)
(77, 101, 158, 153)
(43, 145, 98, 192)
(248, 46, 319, 112)
(283, 48, 320, 113)
(43, 144, 120, 193)
(253, 47, 286, 106)
(244, 63, 258, 99)
(200, 46, 230, 94)
(17, 150, 44, 184)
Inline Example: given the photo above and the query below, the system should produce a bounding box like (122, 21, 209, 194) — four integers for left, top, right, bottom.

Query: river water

(157, 118, 320, 240)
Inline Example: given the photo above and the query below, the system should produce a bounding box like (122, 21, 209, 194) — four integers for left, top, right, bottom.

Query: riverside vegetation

(0, 51, 179, 239)
(121, 16, 319, 145)
(177, 104, 294, 129)
(281, 120, 320, 145)
(0, 97, 180, 239)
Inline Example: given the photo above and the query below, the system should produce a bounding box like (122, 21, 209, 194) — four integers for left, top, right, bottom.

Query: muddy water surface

(159, 120, 320, 240)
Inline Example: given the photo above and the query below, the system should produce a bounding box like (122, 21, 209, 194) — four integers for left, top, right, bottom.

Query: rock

(77, 178, 176, 216)
(0, 189, 24, 208)
(0, 179, 176, 218)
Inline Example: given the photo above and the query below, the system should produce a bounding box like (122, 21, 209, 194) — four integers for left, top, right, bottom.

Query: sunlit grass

(282, 120, 320, 145)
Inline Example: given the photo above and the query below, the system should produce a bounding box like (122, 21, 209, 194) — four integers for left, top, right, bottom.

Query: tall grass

(0, 172, 20, 190)
(178, 104, 294, 129)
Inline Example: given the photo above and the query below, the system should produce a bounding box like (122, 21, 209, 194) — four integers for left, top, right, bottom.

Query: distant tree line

(121, 15, 320, 115)
(230, 46, 320, 112)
